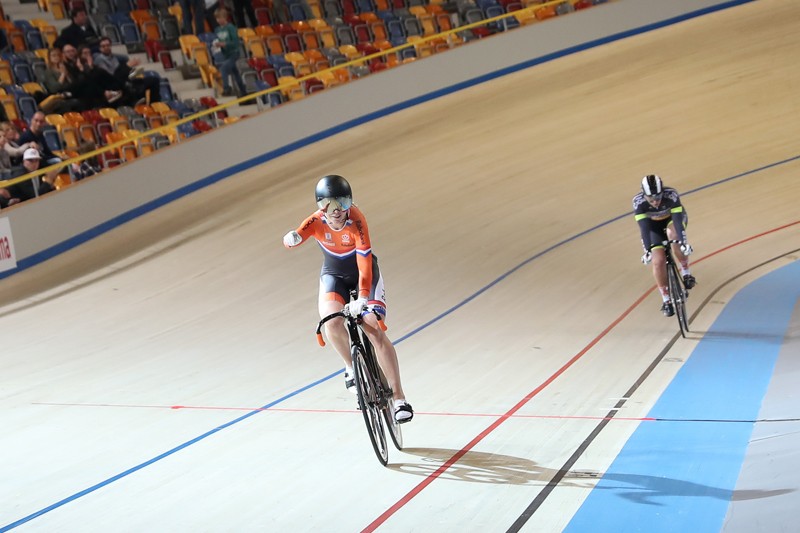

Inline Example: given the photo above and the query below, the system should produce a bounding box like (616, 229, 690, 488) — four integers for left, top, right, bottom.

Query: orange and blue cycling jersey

(632, 187, 688, 251)
(294, 205, 386, 311)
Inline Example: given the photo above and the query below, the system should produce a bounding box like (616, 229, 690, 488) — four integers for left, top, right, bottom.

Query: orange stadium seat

(0, 94, 20, 121)
(48, 0, 67, 19)
(246, 36, 268, 59)
(63, 111, 97, 146)
(284, 52, 313, 76)
(123, 128, 155, 156)
(303, 49, 330, 71)
(534, 5, 557, 19)
(299, 29, 321, 50)
(179, 34, 201, 60)
(98, 108, 130, 132)
(105, 131, 138, 162)
(151, 102, 180, 123)
(277, 75, 304, 100)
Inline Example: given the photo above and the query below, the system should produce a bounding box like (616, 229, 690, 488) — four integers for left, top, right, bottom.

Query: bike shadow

(387, 448, 795, 502)
(386, 447, 552, 485)
(685, 330, 791, 344)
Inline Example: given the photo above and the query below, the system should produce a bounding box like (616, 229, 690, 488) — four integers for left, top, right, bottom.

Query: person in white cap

(7, 148, 56, 201)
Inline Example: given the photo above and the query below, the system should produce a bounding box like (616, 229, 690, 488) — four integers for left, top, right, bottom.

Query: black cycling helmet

(641, 174, 663, 197)
(315, 175, 353, 211)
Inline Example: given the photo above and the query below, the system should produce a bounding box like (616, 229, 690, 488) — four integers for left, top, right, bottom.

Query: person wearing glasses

(283, 175, 414, 423)
(634, 174, 697, 317)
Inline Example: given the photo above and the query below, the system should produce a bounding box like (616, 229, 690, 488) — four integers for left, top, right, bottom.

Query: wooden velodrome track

(2, 1, 799, 531)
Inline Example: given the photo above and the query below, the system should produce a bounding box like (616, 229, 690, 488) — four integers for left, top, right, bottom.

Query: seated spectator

(18, 112, 62, 185)
(5, 148, 55, 202)
(40, 47, 84, 114)
(71, 159, 102, 181)
(55, 8, 101, 52)
(1, 121, 37, 167)
(94, 37, 161, 103)
(61, 45, 126, 109)
(0, 186, 22, 209)
(77, 45, 133, 107)
(0, 128, 17, 182)
(212, 7, 246, 97)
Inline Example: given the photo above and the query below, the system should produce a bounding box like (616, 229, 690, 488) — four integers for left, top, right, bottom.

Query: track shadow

(387, 447, 552, 485)
(694, 330, 790, 344)
(388, 448, 795, 504)
(587, 472, 794, 505)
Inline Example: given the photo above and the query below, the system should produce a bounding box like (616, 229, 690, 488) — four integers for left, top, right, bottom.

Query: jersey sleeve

(633, 196, 654, 251)
(349, 206, 374, 298)
(667, 191, 688, 243)
(295, 211, 323, 243)
(670, 208, 687, 243)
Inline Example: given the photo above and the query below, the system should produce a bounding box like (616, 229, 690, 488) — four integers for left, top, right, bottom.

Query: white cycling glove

(346, 297, 369, 317)
(680, 242, 693, 256)
(641, 251, 652, 264)
(283, 231, 302, 248)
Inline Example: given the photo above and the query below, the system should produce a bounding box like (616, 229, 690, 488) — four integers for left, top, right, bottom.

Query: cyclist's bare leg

(319, 298, 352, 369)
(650, 247, 668, 298)
(361, 314, 406, 401)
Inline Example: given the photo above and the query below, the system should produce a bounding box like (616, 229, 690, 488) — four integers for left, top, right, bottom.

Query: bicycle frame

(660, 239, 690, 337)
(315, 308, 402, 465)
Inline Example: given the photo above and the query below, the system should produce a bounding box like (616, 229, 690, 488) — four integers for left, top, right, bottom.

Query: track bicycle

(315, 301, 403, 466)
(660, 239, 690, 337)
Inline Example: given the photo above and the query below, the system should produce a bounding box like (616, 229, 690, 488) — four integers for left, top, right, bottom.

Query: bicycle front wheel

(667, 261, 689, 337)
(352, 345, 389, 465)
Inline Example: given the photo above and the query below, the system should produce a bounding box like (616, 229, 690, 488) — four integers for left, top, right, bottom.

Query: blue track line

(0, 0, 758, 281)
(0, 371, 339, 532)
(4, 156, 797, 533)
(3, 5, 795, 531)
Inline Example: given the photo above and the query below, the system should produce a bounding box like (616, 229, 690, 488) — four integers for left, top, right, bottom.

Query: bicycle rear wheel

(352, 345, 389, 465)
(378, 368, 403, 451)
(667, 261, 689, 337)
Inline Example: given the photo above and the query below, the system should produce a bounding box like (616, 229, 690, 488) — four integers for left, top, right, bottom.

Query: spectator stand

(1, 0, 610, 200)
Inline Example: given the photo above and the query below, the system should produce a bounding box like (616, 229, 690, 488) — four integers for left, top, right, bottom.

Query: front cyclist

(633, 174, 697, 317)
(283, 175, 413, 423)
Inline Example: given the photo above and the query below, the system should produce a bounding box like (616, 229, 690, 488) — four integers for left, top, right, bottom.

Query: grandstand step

(4, 3, 50, 22)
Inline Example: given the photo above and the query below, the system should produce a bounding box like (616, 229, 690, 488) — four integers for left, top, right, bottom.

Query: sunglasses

(645, 193, 663, 201)
(317, 196, 352, 212)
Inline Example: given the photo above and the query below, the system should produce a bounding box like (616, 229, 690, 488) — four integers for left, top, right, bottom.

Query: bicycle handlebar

(650, 239, 683, 250)
(314, 308, 387, 347)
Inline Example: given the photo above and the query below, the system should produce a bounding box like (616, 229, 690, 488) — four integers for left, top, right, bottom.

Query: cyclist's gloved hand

(283, 230, 302, 248)
(346, 297, 369, 317)
(680, 242, 693, 256)
(641, 251, 652, 264)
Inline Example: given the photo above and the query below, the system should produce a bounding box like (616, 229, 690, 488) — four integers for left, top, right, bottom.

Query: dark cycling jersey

(632, 187, 688, 251)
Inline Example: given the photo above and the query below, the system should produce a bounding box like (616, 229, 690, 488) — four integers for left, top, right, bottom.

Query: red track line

(30, 402, 656, 421)
(361, 220, 800, 533)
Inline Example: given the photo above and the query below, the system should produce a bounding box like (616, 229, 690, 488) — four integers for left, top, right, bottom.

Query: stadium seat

(534, 5, 557, 20)
(284, 51, 313, 76)
(46, 113, 83, 150)
(105, 130, 138, 162)
(63, 111, 98, 146)
(80, 110, 113, 145)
